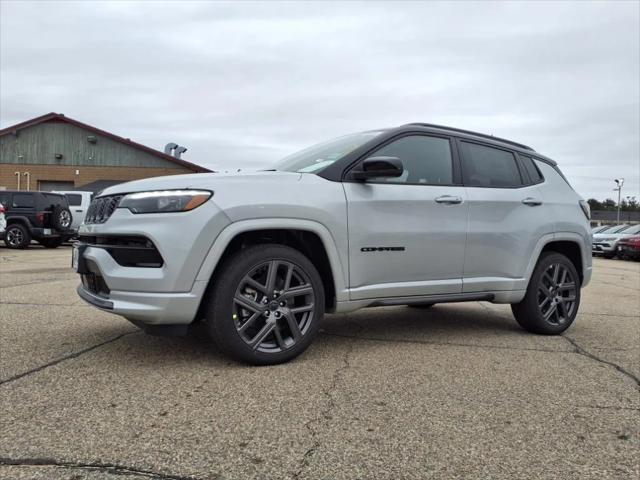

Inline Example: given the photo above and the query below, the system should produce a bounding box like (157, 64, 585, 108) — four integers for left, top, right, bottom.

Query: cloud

(1, 0, 638, 200)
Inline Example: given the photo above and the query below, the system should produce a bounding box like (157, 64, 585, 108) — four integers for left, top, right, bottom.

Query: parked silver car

(593, 224, 640, 258)
(74, 123, 592, 364)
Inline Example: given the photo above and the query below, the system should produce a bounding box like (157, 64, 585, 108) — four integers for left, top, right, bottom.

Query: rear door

(343, 133, 469, 300)
(459, 140, 552, 293)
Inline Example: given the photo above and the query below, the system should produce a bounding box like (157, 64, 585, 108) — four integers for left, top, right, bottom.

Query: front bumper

(618, 245, 640, 259)
(592, 242, 616, 254)
(76, 280, 208, 324)
(75, 202, 230, 325)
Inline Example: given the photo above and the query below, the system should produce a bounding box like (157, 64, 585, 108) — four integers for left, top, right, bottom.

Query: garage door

(38, 180, 75, 191)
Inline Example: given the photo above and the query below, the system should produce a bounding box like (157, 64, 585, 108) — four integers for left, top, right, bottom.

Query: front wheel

(512, 252, 580, 335)
(204, 244, 325, 365)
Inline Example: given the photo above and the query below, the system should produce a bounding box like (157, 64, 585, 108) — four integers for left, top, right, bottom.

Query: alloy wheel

(233, 260, 315, 353)
(6, 227, 23, 247)
(537, 263, 577, 325)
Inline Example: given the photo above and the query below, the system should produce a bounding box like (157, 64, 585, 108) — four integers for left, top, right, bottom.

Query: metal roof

(0, 112, 210, 173)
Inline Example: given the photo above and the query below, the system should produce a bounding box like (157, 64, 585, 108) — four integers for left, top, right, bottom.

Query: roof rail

(406, 123, 535, 151)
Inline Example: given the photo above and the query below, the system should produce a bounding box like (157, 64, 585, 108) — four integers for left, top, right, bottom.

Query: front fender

(194, 218, 350, 302)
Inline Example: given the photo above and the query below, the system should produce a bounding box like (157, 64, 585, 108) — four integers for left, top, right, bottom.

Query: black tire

(511, 252, 581, 335)
(603, 252, 616, 259)
(408, 303, 435, 309)
(39, 237, 64, 248)
(4, 223, 31, 249)
(203, 244, 325, 365)
(52, 205, 73, 231)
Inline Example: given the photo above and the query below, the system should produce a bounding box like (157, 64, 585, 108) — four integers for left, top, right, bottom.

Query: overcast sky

(1, 0, 638, 201)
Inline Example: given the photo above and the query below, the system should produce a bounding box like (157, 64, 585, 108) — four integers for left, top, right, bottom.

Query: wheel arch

(527, 232, 591, 285)
(541, 241, 583, 281)
(195, 219, 349, 312)
(6, 216, 32, 229)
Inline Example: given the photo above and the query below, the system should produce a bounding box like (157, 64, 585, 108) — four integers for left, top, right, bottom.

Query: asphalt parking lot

(0, 246, 638, 480)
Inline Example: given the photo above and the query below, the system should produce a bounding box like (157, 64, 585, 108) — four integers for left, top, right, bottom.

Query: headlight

(118, 190, 212, 214)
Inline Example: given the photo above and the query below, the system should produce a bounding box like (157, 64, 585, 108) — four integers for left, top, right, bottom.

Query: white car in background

(593, 224, 640, 258)
(52, 191, 93, 232)
(0, 202, 6, 236)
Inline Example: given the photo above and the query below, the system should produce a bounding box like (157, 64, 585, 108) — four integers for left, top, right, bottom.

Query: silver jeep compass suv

(74, 123, 592, 364)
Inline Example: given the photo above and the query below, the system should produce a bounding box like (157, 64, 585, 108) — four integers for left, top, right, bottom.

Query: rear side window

(12, 194, 35, 208)
(460, 142, 522, 187)
(518, 154, 544, 184)
(65, 194, 82, 206)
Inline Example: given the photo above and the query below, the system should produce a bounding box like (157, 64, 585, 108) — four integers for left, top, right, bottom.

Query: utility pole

(614, 178, 624, 224)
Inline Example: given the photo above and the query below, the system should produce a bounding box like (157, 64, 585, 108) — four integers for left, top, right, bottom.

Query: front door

(343, 134, 468, 300)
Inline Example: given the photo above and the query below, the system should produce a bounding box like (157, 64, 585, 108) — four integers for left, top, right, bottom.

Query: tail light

(0, 204, 5, 213)
(35, 212, 45, 224)
(579, 200, 590, 220)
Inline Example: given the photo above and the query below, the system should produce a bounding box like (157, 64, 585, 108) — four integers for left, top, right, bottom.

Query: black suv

(0, 191, 74, 249)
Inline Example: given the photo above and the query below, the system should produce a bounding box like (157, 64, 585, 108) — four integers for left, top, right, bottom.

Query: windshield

(620, 225, 640, 234)
(275, 130, 384, 173)
(602, 225, 629, 234)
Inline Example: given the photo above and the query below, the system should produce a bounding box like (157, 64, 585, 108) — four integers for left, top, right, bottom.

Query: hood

(98, 170, 302, 196)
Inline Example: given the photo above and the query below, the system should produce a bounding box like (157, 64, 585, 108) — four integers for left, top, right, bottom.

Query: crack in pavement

(293, 336, 357, 479)
(320, 331, 569, 355)
(562, 335, 640, 387)
(320, 332, 640, 388)
(0, 457, 209, 480)
(0, 278, 75, 289)
(0, 332, 137, 386)
(0, 301, 90, 307)
(579, 312, 640, 318)
(576, 404, 640, 411)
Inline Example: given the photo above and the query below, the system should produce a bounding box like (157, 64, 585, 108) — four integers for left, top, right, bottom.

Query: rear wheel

(39, 237, 64, 248)
(204, 244, 325, 365)
(512, 252, 580, 334)
(4, 224, 31, 249)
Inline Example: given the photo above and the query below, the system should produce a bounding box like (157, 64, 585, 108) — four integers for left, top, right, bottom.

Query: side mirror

(352, 156, 403, 181)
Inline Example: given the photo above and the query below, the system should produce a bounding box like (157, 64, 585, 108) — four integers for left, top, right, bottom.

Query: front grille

(85, 195, 123, 224)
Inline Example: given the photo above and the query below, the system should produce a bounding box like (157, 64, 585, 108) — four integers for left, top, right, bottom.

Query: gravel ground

(0, 246, 638, 479)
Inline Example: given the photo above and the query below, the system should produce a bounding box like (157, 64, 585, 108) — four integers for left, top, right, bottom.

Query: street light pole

(614, 178, 624, 224)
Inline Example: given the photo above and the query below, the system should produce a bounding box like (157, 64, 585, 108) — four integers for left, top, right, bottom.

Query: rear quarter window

(518, 154, 544, 184)
(41, 193, 69, 210)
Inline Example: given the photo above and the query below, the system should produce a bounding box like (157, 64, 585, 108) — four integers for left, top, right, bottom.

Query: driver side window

(367, 135, 453, 185)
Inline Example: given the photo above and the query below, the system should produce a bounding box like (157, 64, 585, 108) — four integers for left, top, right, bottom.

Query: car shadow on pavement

(99, 303, 522, 368)
(322, 303, 521, 337)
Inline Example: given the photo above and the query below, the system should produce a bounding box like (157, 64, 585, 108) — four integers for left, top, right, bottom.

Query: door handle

(522, 197, 543, 206)
(75, 209, 83, 212)
(435, 195, 463, 205)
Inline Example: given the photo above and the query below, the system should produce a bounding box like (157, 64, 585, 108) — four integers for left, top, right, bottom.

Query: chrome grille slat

(85, 195, 123, 224)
